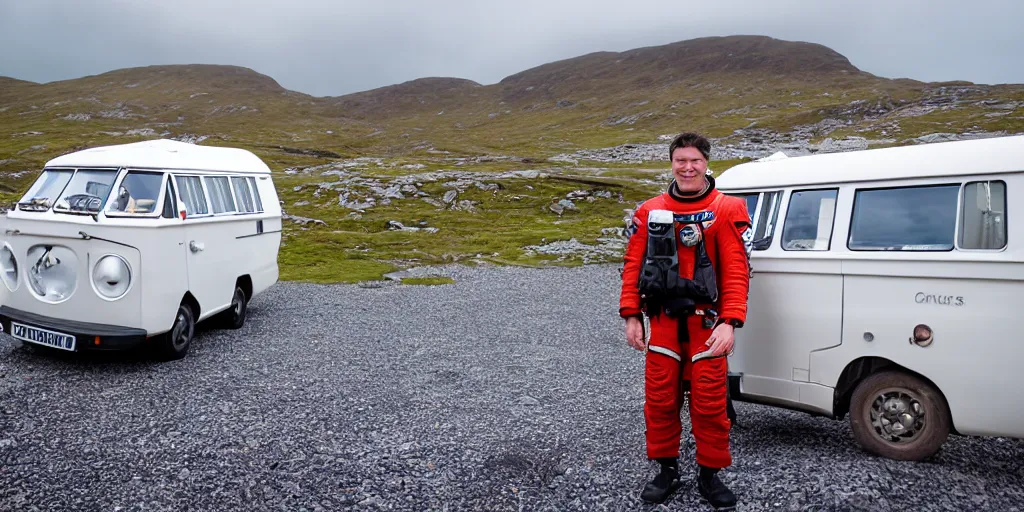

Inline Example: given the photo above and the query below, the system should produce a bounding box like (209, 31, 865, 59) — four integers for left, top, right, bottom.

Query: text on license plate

(11, 322, 76, 351)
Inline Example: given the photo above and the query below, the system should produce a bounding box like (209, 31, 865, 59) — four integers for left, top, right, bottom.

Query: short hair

(669, 132, 711, 161)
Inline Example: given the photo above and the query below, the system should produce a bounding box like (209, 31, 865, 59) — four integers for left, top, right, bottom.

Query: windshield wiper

(17, 197, 51, 211)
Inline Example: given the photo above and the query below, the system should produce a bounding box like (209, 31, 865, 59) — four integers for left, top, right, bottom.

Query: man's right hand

(625, 316, 645, 351)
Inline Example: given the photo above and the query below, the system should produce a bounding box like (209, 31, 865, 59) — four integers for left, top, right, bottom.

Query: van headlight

(0, 244, 17, 291)
(27, 245, 77, 303)
(92, 255, 131, 300)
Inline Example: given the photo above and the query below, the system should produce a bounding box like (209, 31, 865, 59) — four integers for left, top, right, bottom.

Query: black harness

(638, 209, 719, 321)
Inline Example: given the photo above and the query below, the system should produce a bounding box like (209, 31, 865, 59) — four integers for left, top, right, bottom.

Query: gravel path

(0, 264, 1021, 511)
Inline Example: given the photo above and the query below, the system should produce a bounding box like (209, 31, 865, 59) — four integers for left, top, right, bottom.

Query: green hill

(1, 35, 1021, 282)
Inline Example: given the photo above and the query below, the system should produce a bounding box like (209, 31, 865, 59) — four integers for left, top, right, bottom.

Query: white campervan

(715, 134, 1023, 461)
(0, 139, 282, 360)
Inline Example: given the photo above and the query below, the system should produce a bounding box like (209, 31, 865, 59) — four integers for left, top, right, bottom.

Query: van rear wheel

(849, 371, 950, 461)
(156, 304, 195, 361)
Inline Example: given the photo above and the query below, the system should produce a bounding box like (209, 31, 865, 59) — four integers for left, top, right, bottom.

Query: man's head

(669, 132, 711, 193)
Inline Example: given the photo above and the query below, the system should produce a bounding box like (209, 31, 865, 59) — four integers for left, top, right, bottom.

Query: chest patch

(679, 224, 702, 247)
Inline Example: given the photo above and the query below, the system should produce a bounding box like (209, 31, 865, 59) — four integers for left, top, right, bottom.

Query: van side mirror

(177, 200, 187, 220)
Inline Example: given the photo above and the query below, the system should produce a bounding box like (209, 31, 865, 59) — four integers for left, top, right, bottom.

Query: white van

(0, 139, 282, 360)
(716, 134, 1023, 461)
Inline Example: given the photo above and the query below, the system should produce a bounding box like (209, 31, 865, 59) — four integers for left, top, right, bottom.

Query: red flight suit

(619, 177, 751, 469)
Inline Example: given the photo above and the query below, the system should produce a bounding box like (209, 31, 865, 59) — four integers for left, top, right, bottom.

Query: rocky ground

(282, 165, 567, 216)
(549, 128, 1011, 165)
(0, 264, 1021, 511)
(552, 85, 1020, 164)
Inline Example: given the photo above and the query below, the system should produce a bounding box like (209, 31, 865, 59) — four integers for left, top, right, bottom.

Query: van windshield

(52, 169, 119, 213)
(17, 169, 76, 211)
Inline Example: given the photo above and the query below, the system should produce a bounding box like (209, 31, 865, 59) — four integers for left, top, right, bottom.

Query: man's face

(671, 146, 709, 193)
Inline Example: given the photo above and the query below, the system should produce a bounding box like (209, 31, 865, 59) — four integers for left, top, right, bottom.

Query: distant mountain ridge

(1, 34, 1021, 189)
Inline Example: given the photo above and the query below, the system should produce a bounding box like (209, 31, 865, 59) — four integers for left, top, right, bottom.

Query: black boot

(697, 465, 737, 510)
(640, 458, 680, 503)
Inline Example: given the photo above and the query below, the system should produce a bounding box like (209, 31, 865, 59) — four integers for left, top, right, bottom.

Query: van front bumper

(0, 306, 148, 352)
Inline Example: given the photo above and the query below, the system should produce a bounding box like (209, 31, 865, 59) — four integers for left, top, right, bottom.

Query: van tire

(218, 286, 248, 329)
(849, 371, 950, 461)
(156, 303, 196, 361)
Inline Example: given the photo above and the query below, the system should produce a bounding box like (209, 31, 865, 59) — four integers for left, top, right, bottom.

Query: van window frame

(780, 187, 839, 252)
(45, 167, 120, 215)
(161, 176, 179, 219)
(171, 171, 265, 218)
(172, 173, 213, 219)
(203, 175, 238, 215)
(956, 179, 1008, 252)
(16, 167, 78, 212)
(752, 190, 783, 251)
(846, 182, 962, 252)
(727, 190, 783, 251)
(103, 169, 171, 219)
(247, 176, 265, 213)
(231, 176, 258, 214)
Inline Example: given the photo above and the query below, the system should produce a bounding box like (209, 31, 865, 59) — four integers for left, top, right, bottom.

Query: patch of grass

(277, 235, 399, 283)
(401, 276, 455, 285)
(272, 165, 662, 281)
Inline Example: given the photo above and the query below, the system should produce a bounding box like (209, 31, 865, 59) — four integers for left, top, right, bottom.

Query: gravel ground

(0, 264, 1022, 511)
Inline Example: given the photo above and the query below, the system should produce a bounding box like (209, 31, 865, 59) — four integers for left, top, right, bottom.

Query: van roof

(716, 134, 1024, 190)
(44, 139, 272, 174)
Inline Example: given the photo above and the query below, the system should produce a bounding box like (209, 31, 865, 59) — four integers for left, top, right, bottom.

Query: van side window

(848, 185, 959, 251)
(960, 180, 1007, 250)
(204, 176, 236, 214)
(247, 177, 264, 212)
(175, 176, 209, 215)
(782, 189, 837, 251)
(231, 177, 256, 213)
(107, 171, 163, 215)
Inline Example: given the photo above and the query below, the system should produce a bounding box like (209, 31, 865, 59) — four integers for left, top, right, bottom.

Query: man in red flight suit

(620, 132, 751, 508)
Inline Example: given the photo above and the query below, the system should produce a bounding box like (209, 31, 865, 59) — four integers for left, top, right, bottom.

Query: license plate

(10, 322, 76, 351)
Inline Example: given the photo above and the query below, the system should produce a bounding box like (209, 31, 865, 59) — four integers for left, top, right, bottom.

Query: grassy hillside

(1, 35, 1022, 283)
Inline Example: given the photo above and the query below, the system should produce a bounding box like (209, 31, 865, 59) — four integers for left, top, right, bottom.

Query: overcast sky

(2, 0, 1022, 97)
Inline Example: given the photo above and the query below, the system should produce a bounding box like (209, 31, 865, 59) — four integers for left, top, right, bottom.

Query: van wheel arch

(216, 276, 251, 329)
(834, 356, 957, 435)
(236, 275, 253, 302)
(154, 294, 200, 361)
(180, 292, 201, 321)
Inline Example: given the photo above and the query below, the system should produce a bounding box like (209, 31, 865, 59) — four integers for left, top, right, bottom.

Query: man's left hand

(705, 322, 735, 357)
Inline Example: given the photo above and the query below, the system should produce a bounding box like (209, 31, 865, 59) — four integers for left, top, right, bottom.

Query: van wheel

(219, 286, 247, 329)
(156, 304, 195, 361)
(849, 371, 950, 461)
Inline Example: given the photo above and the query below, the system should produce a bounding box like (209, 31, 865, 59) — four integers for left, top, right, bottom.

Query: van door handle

(189, 240, 205, 253)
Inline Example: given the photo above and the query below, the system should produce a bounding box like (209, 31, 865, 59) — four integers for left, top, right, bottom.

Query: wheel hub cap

(870, 390, 925, 442)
